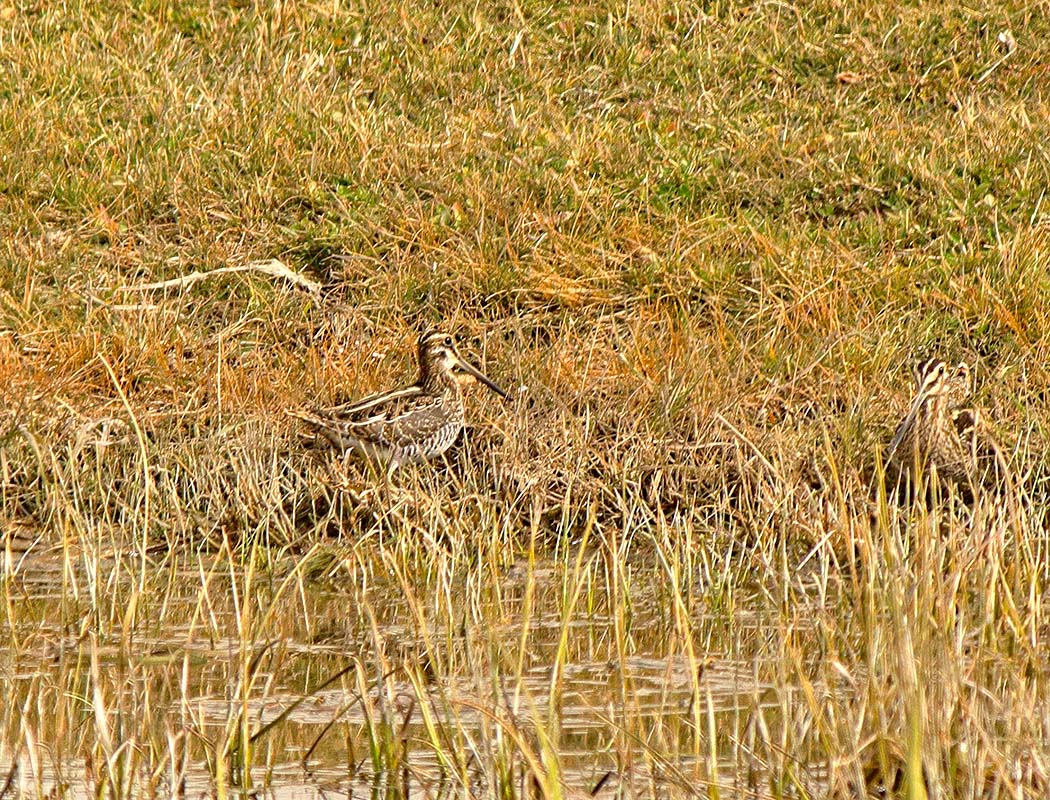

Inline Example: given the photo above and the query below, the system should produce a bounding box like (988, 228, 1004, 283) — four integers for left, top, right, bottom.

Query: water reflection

(0, 549, 778, 799)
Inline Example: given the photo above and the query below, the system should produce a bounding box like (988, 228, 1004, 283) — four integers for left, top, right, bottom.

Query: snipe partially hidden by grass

(289, 331, 508, 477)
(885, 359, 973, 497)
(884, 358, 1021, 507)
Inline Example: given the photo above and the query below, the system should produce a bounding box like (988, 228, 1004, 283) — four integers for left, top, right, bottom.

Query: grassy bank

(1, 0, 1049, 797)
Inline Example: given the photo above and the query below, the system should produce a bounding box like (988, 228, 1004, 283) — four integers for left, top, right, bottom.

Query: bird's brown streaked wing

(953, 407, 1012, 491)
(381, 400, 458, 448)
(325, 385, 425, 423)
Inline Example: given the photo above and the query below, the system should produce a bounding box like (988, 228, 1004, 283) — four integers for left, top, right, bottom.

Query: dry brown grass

(2, 0, 1050, 797)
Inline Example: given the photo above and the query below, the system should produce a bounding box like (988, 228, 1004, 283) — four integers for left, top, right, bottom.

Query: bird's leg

(350, 457, 386, 507)
(380, 463, 415, 509)
(324, 450, 353, 490)
(325, 452, 366, 505)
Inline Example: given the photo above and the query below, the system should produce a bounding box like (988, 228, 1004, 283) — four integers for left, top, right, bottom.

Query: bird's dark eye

(444, 336, 453, 346)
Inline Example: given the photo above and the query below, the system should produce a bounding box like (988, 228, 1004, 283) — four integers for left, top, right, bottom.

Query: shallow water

(0, 543, 794, 799)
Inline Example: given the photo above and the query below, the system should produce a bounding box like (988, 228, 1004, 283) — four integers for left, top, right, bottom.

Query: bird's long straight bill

(887, 376, 941, 461)
(456, 358, 509, 399)
(887, 394, 926, 460)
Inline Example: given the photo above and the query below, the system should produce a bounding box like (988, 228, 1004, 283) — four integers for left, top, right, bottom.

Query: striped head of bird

(887, 359, 957, 463)
(912, 358, 971, 404)
(417, 331, 509, 399)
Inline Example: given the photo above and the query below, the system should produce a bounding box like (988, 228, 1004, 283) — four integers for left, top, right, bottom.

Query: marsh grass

(2, 0, 1050, 797)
